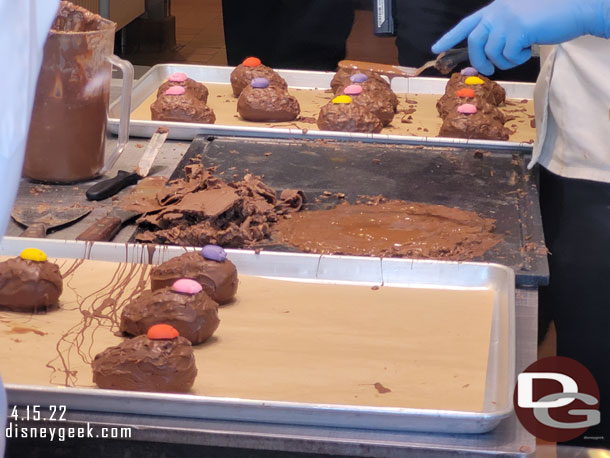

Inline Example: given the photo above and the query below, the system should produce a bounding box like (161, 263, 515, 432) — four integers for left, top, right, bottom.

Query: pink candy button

(172, 279, 203, 295)
(168, 72, 188, 83)
(165, 86, 186, 96)
(343, 84, 363, 96)
(457, 103, 477, 114)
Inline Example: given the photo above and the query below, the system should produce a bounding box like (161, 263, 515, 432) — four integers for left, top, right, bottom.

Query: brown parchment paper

(131, 82, 536, 144)
(0, 257, 494, 412)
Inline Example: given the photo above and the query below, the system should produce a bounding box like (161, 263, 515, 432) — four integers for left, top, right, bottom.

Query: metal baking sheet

(149, 136, 548, 287)
(108, 63, 535, 150)
(0, 237, 515, 435)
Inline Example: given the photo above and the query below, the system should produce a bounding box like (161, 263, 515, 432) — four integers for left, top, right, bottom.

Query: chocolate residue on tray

(374, 382, 392, 394)
(135, 163, 303, 247)
(272, 197, 501, 260)
(46, 260, 150, 387)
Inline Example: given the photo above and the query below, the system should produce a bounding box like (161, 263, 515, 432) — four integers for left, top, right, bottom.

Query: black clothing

(222, 0, 356, 71)
(539, 166, 610, 447)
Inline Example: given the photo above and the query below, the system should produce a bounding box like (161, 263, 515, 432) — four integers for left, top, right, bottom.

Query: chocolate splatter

(46, 261, 150, 387)
(374, 382, 392, 394)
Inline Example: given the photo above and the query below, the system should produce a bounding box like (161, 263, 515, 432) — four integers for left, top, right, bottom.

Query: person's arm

(431, 0, 610, 74)
(0, 0, 59, 240)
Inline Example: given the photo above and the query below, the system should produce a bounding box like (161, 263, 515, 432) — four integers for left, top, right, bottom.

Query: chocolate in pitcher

(24, 2, 116, 183)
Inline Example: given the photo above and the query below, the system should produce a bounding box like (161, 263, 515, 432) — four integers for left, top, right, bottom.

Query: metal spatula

(413, 47, 470, 76)
(338, 47, 470, 78)
(12, 205, 92, 238)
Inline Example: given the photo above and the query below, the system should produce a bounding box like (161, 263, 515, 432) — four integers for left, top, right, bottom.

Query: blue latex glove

(431, 0, 610, 75)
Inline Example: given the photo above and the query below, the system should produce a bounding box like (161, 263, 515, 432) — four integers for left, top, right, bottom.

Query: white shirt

(0, 0, 59, 238)
(0, 2, 59, 455)
(529, 36, 610, 182)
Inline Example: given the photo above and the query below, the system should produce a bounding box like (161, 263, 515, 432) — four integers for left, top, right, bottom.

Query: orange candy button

(242, 57, 261, 67)
(456, 88, 476, 98)
(147, 324, 179, 340)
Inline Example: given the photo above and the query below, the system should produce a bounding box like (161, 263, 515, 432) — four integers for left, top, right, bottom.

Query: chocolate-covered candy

(317, 96, 383, 133)
(0, 251, 63, 311)
(120, 285, 219, 345)
(157, 73, 209, 103)
(151, 87, 216, 124)
(150, 251, 238, 305)
(339, 84, 394, 126)
(237, 80, 300, 122)
(230, 58, 287, 97)
(444, 73, 506, 106)
(92, 334, 197, 393)
(439, 108, 510, 141)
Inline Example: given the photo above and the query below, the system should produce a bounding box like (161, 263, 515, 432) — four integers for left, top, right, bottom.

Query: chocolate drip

(46, 261, 150, 387)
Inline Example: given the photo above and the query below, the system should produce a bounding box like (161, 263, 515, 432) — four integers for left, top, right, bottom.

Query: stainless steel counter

(4, 78, 538, 457)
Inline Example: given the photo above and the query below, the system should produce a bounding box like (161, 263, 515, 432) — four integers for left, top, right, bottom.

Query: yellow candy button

(465, 76, 484, 85)
(20, 248, 47, 262)
(332, 95, 352, 104)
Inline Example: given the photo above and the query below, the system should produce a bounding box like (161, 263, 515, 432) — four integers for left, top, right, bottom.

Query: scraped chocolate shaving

(135, 164, 306, 247)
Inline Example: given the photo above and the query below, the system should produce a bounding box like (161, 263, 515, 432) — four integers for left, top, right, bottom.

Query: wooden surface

(0, 257, 494, 412)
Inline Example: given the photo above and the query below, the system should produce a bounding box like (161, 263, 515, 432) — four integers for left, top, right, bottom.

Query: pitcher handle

(101, 54, 134, 175)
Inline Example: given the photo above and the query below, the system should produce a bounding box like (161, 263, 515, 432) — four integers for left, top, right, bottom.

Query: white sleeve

(0, 3, 59, 452)
(0, 0, 60, 240)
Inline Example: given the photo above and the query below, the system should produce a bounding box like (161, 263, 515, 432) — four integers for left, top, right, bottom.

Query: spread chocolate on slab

(272, 197, 501, 261)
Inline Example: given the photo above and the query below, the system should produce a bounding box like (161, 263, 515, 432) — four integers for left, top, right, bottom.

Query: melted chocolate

(273, 198, 501, 260)
(0, 257, 63, 311)
(150, 252, 238, 305)
(92, 335, 197, 393)
(47, 260, 150, 387)
(120, 286, 220, 344)
(23, 2, 115, 183)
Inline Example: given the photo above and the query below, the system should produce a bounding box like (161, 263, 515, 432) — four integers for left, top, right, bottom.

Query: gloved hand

(431, 0, 610, 75)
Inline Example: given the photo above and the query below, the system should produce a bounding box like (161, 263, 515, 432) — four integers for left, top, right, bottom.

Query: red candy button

(456, 88, 476, 98)
(242, 57, 261, 67)
(147, 324, 179, 340)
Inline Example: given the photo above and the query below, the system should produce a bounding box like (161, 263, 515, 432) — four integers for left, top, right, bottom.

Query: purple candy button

(350, 73, 368, 83)
(172, 278, 203, 295)
(460, 67, 478, 76)
(251, 77, 269, 89)
(201, 244, 227, 262)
